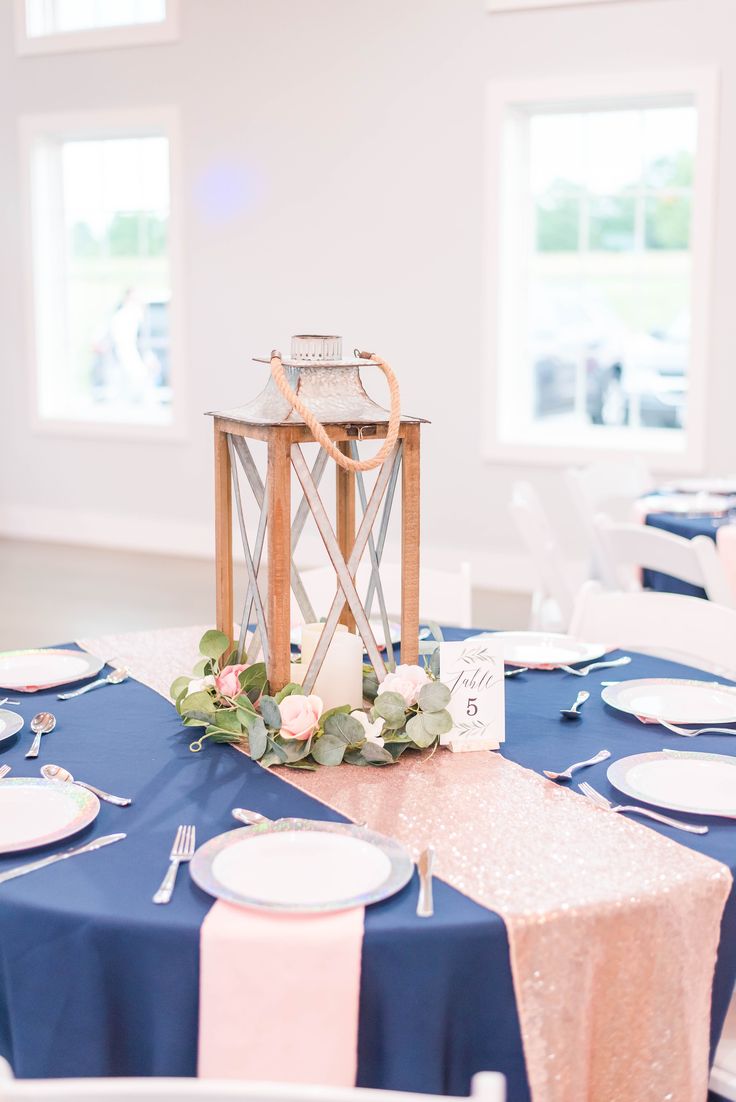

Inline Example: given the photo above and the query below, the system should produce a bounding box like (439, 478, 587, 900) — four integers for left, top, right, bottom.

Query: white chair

(297, 562, 473, 629)
(566, 459, 653, 577)
(509, 481, 575, 632)
(0, 1064, 505, 1102)
(570, 581, 736, 679)
(593, 515, 735, 607)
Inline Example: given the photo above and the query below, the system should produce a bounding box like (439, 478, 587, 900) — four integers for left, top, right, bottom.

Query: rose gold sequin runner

(78, 626, 732, 1102)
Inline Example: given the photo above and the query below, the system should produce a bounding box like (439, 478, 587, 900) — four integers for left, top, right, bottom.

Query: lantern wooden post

(336, 440, 356, 633)
(401, 423, 420, 666)
(214, 424, 233, 639)
(267, 433, 293, 691)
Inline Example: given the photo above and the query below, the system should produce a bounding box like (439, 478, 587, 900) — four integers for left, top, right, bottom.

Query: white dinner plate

(608, 751, 736, 818)
(472, 631, 607, 669)
(290, 620, 401, 651)
(0, 778, 100, 854)
(639, 492, 728, 516)
(661, 478, 736, 496)
(0, 709, 24, 746)
(601, 678, 736, 725)
(0, 649, 104, 692)
(190, 819, 414, 913)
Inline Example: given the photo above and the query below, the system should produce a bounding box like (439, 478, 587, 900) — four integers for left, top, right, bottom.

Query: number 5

(466, 698, 478, 717)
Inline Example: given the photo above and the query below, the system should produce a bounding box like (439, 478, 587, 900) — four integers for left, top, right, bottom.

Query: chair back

(509, 481, 575, 631)
(566, 459, 653, 576)
(570, 581, 736, 679)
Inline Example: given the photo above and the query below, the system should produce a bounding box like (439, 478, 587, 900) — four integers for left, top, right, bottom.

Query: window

(16, 0, 178, 54)
(486, 72, 717, 468)
(22, 110, 183, 435)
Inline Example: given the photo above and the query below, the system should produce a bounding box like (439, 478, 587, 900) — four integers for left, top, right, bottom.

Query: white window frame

(19, 106, 187, 442)
(484, 68, 718, 473)
(14, 0, 179, 56)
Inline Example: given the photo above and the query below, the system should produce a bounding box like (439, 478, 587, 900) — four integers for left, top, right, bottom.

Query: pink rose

(279, 694, 323, 741)
(215, 664, 249, 699)
(377, 664, 430, 707)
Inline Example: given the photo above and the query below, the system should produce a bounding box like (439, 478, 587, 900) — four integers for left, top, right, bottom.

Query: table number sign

(439, 639, 505, 752)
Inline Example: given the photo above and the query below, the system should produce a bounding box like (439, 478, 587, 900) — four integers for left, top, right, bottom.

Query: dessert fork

(153, 824, 196, 904)
(578, 781, 708, 834)
(657, 718, 736, 738)
(560, 656, 631, 677)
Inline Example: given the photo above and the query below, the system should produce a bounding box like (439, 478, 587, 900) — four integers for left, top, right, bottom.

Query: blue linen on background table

(0, 632, 735, 1101)
(644, 511, 732, 598)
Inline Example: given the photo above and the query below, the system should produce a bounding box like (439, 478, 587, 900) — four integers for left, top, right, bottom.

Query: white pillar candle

(298, 622, 363, 712)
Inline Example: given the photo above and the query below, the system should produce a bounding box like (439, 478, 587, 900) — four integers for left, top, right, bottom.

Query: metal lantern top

(210, 334, 425, 428)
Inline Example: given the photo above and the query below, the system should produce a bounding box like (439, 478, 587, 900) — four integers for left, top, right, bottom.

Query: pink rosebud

(278, 694, 323, 741)
(214, 664, 249, 699)
(376, 664, 430, 707)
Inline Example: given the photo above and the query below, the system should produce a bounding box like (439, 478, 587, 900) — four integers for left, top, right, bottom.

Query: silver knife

(416, 846, 435, 918)
(0, 833, 126, 885)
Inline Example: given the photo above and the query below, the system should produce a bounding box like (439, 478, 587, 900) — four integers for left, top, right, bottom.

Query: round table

(0, 630, 735, 1101)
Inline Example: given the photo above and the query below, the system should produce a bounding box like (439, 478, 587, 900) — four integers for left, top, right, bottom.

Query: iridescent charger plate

(0, 649, 104, 692)
(608, 750, 736, 819)
(190, 819, 414, 913)
(0, 710, 24, 747)
(0, 778, 100, 854)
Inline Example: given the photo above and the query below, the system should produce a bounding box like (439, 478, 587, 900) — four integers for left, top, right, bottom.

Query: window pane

(32, 133, 172, 425)
(25, 0, 166, 37)
(500, 100, 696, 447)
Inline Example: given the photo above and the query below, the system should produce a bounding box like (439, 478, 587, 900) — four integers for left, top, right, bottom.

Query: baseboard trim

(0, 503, 548, 595)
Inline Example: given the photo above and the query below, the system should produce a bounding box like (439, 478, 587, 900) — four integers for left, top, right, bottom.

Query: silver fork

(0, 765, 11, 779)
(153, 825, 196, 904)
(578, 781, 708, 834)
(657, 718, 736, 738)
(560, 656, 632, 677)
(543, 748, 610, 782)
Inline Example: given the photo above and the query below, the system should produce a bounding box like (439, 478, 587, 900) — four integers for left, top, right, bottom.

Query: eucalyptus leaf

(209, 710, 243, 734)
(312, 733, 348, 766)
(170, 676, 191, 702)
(239, 663, 267, 694)
(260, 751, 281, 768)
(203, 724, 241, 744)
(275, 682, 305, 704)
(265, 736, 288, 763)
(182, 714, 209, 727)
(323, 712, 364, 744)
(421, 708, 453, 736)
(343, 749, 370, 766)
(373, 691, 407, 727)
(384, 741, 412, 760)
(193, 658, 212, 678)
(235, 700, 257, 724)
(259, 695, 282, 731)
(362, 671, 380, 703)
(406, 713, 437, 749)
(180, 691, 216, 715)
(247, 715, 268, 759)
(360, 740, 395, 765)
(320, 704, 352, 723)
(418, 681, 451, 713)
(429, 647, 441, 679)
(285, 760, 319, 771)
(199, 629, 231, 660)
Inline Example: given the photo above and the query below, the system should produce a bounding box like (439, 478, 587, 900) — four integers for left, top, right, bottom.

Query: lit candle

(297, 623, 363, 711)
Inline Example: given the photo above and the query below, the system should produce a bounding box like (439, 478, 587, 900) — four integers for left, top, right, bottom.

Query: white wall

(1, 0, 735, 592)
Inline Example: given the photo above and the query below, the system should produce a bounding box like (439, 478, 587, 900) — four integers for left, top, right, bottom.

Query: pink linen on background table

(198, 901, 364, 1084)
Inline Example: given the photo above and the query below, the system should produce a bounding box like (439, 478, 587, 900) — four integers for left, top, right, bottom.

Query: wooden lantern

(210, 334, 426, 693)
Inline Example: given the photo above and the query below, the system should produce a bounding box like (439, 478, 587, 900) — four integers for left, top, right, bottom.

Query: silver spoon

(504, 667, 529, 678)
(57, 667, 129, 700)
(25, 712, 56, 759)
(560, 690, 590, 720)
(0, 765, 11, 779)
(232, 807, 271, 825)
(41, 763, 132, 806)
(544, 748, 611, 782)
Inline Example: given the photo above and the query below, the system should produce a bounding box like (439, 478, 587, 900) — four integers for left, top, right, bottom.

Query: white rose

(187, 675, 215, 696)
(350, 710, 385, 746)
(376, 664, 430, 708)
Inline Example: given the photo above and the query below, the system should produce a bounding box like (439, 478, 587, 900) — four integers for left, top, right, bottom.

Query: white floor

(0, 540, 531, 651)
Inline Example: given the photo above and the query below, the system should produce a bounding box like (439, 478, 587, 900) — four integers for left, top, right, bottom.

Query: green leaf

(239, 663, 267, 694)
(360, 740, 395, 765)
(247, 715, 268, 759)
(180, 690, 216, 715)
(275, 682, 305, 704)
(429, 647, 441, 679)
(343, 748, 370, 766)
(418, 681, 451, 713)
(323, 712, 364, 744)
(275, 737, 313, 763)
(259, 695, 282, 731)
(421, 708, 453, 736)
(384, 741, 412, 760)
(312, 732, 348, 766)
(362, 671, 380, 702)
(209, 709, 244, 734)
(199, 629, 231, 660)
(170, 676, 191, 702)
(235, 700, 257, 724)
(203, 724, 241, 745)
(192, 658, 211, 677)
(260, 751, 282, 768)
(406, 713, 437, 749)
(285, 760, 319, 771)
(182, 714, 209, 727)
(373, 691, 407, 727)
(320, 704, 352, 724)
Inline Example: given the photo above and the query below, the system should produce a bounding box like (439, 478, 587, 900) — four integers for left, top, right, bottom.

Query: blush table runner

(77, 626, 733, 1102)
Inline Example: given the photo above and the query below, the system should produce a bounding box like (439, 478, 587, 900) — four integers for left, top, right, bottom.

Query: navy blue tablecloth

(0, 632, 735, 1100)
(644, 511, 732, 598)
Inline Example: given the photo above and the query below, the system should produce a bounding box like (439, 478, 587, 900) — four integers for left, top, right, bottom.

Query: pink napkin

(198, 900, 364, 1083)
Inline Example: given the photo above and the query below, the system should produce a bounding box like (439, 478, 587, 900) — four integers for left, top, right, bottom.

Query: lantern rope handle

(269, 350, 402, 471)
